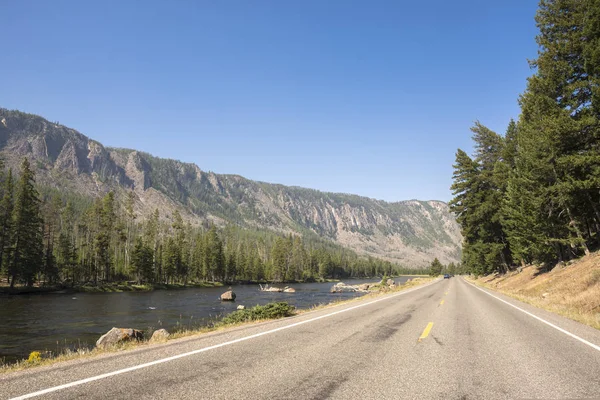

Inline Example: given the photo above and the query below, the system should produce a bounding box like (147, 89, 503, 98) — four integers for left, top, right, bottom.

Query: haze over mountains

(0, 108, 461, 267)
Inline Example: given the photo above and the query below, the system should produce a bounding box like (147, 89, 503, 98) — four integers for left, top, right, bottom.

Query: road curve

(2, 278, 599, 399)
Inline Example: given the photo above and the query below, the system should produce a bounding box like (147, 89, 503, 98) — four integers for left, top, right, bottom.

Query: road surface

(2, 277, 599, 399)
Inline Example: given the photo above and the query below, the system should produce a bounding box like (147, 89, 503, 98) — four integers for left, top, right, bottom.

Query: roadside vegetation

(0, 276, 433, 374)
(449, 0, 600, 277)
(471, 251, 600, 330)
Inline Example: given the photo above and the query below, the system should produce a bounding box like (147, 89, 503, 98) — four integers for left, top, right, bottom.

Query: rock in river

(330, 282, 356, 293)
(221, 290, 236, 301)
(330, 282, 371, 293)
(237, 305, 246, 310)
(283, 287, 296, 293)
(96, 327, 144, 349)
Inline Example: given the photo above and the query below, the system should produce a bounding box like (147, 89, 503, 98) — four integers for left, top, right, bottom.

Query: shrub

(28, 351, 42, 363)
(221, 302, 295, 325)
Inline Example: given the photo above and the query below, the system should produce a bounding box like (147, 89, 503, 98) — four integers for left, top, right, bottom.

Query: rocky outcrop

(96, 327, 144, 349)
(220, 290, 236, 301)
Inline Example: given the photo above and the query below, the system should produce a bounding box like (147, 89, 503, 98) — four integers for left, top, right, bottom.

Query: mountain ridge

(0, 107, 462, 266)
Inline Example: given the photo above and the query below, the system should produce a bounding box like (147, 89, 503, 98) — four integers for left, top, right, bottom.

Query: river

(0, 277, 414, 364)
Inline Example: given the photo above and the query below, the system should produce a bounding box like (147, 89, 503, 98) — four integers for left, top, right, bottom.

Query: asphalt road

(2, 277, 600, 399)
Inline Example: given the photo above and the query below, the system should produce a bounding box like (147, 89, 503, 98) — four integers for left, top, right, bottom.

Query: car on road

(444, 274, 451, 279)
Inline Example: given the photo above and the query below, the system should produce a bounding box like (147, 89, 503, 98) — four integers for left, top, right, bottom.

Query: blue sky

(0, 1, 539, 202)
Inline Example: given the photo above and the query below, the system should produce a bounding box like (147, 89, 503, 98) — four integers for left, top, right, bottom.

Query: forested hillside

(0, 157, 415, 288)
(0, 109, 462, 270)
(450, 0, 600, 275)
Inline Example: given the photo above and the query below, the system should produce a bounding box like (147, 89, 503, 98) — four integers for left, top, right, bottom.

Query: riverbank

(469, 251, 600, 330)
(0, 281, 225, 295)
(0, 276, 434, 373)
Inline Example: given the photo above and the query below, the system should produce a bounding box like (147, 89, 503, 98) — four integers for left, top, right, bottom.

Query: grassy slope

(472, 252, 600, 330)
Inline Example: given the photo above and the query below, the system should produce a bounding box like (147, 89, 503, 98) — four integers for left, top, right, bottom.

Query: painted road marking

(9, 280, 441, 400)
(439, 299, 445, 306)
(465, 279, 600, 352)
(418, 322, 434, 342)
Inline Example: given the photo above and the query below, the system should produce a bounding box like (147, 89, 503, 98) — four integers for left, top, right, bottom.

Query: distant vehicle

(444, 274, 451, 279)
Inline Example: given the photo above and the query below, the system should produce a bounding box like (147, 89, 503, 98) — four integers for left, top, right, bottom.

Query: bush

(28, 351, 42, 363)
(221, 302, 295, 324)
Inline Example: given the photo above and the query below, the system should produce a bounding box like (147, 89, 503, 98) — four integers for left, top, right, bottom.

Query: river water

(0, 277, 413, 364)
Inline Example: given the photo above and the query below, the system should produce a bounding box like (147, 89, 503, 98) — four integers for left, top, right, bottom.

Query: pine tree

(517, 0, 599, 261)
(170, 210, 188, 281)
(0, 169, 14, 279)
(131, 236, 153, 283)
(191, 232, 205, 281)
(291, 236, 307, 281)
(163, 237, 179, 284)
(449, 122, 513, 275)
(123, 191, 137, 274)
(429, 258, 443, 276)
(204, 225, 224, 281)
(144, 208, 159, 281)
(9, 159, 44, 287)
(94, 192, 116, 282)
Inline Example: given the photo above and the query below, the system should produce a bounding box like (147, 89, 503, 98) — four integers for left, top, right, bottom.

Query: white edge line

(9, 279, 439, 400)
(464, 278, 600, 352)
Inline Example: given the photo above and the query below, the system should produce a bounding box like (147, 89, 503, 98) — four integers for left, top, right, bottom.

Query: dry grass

(0, 277, 435, 374)
(471, 252, 600, 330)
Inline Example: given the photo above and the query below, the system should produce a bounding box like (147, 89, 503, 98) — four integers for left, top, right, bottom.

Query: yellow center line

(439, 299, 445, 306)
(418, 322, 434, 342)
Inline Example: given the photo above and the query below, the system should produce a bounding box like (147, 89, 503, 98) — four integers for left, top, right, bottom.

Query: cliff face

(0, 108, 462, 266)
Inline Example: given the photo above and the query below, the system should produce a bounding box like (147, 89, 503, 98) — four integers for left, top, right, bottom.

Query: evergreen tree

(131, 236, 153, 283)
(94, 192, 116, 282)
(9, 159, 44, 287)
(429, 258, 443, 276)
(123, 191, 137, 274)
(144, 208, 160, 281)
(291, 236, 307, 281)
(271, 236, 291, 282)
(0, 169, 14, 279)
(204, 225, 224, 281)
(516, 0, 599, 261)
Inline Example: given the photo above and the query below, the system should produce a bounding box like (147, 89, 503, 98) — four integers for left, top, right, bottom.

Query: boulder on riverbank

(96, 327, 144, 349)
(221, 290, 236, 301)
(150, 329, 170, 343)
